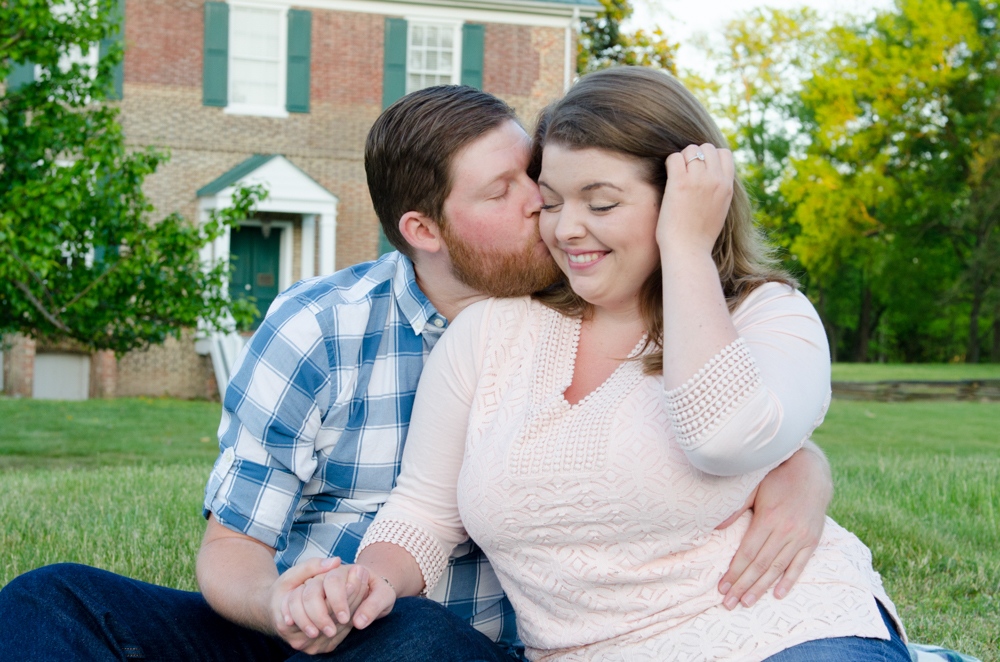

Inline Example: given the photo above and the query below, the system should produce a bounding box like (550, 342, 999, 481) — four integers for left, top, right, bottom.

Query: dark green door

(230, 225, 281, 329)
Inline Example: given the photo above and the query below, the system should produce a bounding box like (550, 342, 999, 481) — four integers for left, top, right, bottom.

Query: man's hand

(279, 563, 396, 651)
(269, 559, 374, 655)
(716, 441, 833, 609)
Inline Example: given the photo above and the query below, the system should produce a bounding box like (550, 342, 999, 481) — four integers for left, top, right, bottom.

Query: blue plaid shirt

(203, 252, 516, 646)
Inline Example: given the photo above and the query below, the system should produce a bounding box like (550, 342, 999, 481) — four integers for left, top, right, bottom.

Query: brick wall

(116, 334, 217, 400)
(1, 334, 35, 398)
(484, 24, 566, 132)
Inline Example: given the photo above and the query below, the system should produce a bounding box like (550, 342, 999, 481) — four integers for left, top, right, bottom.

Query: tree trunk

(966, 288, 983, 364)
(818, 288, 838, 363)
(855, 285, 871, 363)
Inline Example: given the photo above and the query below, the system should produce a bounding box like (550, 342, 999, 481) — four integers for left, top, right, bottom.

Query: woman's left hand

(657, 143, 735, 254)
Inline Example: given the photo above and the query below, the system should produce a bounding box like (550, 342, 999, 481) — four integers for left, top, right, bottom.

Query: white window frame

(225, 1, 289, 118)
(404, 19, 462, 94)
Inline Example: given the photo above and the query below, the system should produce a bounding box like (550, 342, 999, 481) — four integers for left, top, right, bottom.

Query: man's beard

(439, 223, 563, 298)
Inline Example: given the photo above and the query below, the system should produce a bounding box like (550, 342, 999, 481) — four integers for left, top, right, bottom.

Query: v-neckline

(557, 314, 648, 409)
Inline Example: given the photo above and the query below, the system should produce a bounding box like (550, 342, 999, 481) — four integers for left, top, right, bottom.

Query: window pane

(407, 23, 456, 92)
(232, 7, 280, 59)
(409, 49, 424, 70)
(231, 59, 279, 106)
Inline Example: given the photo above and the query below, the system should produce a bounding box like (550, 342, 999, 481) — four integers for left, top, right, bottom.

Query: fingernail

(324, 626, 336, 637)
(355, 614, 369, 628)
(724, 596, 738, 610)
(346, 582, 356, 597)
(719, 582, 731, 595)
(338, 611, 350, 624)
(742, 593, 757, 608)
(775, 587, 787, 599)
(306, 627, 318, 638)
(322, 557, 337, 568)
(284, 615, 294, 626)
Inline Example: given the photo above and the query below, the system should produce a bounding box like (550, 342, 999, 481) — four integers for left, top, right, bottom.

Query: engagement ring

(686, 152, 706, 165)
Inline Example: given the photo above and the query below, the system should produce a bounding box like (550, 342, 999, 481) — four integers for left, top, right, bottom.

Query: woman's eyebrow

(581, 182, 624, 192)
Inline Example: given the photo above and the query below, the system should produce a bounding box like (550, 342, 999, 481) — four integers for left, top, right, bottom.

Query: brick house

(2, 0, 599, 401)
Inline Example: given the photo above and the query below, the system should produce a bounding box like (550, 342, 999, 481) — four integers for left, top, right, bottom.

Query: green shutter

(203, 2, 229, 107)
(461, 23, 484, 90)
(286, 9, 311, 113)
(378, 231, 394, 256)
(98, 0, 125, 99)
(6, 61, 35, 91)
(382, 17, 407, 110)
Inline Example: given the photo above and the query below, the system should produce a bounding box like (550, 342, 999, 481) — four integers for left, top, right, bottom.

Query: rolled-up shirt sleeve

(204, 297, 332, 551)
(358, 300, 490, 594)
(664, 283, 831, 476)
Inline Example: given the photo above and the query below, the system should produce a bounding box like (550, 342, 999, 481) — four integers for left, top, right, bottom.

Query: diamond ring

(685, 152, 706, 165)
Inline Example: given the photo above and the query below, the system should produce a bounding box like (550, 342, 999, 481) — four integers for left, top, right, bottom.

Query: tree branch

(2, 244, 57, 306)
(0, 28, 26, 55)
(61, 258, 124, 310)
(11, 278, 73, 334)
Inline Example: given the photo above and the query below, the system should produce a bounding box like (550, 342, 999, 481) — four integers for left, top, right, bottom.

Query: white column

(564, 8, 579, 92)
(279, 224, 294, 291)
(319, 201, 337, 276)
(301, 214, 316, 280)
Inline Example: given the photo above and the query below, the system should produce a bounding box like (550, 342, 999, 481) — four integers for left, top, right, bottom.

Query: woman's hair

(529, 66, 797, 375)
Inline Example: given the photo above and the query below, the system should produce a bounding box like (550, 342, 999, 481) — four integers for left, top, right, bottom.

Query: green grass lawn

(0, 397, 997, 659)
(831, 362, 1000, 382)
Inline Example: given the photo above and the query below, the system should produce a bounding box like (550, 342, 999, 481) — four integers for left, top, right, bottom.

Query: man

(0, 86, 832, 661)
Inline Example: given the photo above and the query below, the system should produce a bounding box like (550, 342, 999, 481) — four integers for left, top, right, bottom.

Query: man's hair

(365, 86, 518, 259)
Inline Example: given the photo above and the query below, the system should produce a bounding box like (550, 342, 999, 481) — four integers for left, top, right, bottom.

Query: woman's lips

(565, 250, 609, 269)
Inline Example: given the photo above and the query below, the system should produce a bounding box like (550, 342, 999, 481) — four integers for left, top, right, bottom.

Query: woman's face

(538, 144, 661, 315)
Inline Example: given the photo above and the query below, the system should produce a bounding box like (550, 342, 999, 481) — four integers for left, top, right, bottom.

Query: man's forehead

(453, 121, 530, 179)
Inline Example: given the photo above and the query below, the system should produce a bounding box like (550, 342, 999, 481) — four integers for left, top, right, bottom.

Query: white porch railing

(196, 331, 246, 401)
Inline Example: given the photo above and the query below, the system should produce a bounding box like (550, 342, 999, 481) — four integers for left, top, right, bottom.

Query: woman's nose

(553, 205, 586, 242)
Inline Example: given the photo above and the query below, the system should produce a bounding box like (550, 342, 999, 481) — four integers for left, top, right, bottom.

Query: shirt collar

(391, 252, 449, 336)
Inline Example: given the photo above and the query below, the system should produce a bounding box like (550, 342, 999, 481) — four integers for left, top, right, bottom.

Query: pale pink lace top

(360, 283, 903, 661)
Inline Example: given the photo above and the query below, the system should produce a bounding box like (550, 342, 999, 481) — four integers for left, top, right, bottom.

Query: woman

(296, 67, 911, 661)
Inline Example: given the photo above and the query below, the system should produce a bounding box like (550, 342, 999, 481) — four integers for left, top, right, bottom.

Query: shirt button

(433, 318, 444, 328)
(223, 448, 235, 463)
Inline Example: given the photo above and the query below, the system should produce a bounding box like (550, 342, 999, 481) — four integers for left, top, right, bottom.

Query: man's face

(438, 120, 562, 298)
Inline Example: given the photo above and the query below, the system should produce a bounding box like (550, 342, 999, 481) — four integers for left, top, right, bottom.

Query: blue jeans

(763, 600, 911, 662)
(0, 563, 519, 662)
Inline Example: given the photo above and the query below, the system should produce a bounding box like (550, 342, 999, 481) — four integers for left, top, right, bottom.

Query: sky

(623, 0, 898, 76)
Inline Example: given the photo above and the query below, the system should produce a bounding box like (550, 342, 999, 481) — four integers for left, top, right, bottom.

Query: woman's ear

(398, 211, 444, 254)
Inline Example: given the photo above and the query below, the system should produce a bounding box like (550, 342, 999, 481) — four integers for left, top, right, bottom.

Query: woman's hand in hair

(656, 143, 735, 255)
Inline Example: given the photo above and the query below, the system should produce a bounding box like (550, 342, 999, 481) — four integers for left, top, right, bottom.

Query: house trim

(232, 0, 599, 28)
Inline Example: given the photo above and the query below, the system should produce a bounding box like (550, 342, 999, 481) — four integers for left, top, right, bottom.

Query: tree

(781, 0, 989, 362)
(577, 0, 678, 74)
(1, 0, 257, 354)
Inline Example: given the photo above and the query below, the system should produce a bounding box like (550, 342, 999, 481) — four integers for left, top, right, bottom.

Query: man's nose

(523, 179, 543, 216)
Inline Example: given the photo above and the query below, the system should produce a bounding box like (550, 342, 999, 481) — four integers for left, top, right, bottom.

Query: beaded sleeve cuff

(358, 519, 449, 595)
(664, 338, 763, 450)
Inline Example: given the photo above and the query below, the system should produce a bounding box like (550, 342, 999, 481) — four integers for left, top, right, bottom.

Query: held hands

(269, 558, 397, 654)
(658, 144, 735, 253)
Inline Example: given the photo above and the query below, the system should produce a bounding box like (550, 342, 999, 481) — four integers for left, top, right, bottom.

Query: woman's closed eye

(589, 202, 620, 213)
(540, 202, 563, 211)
